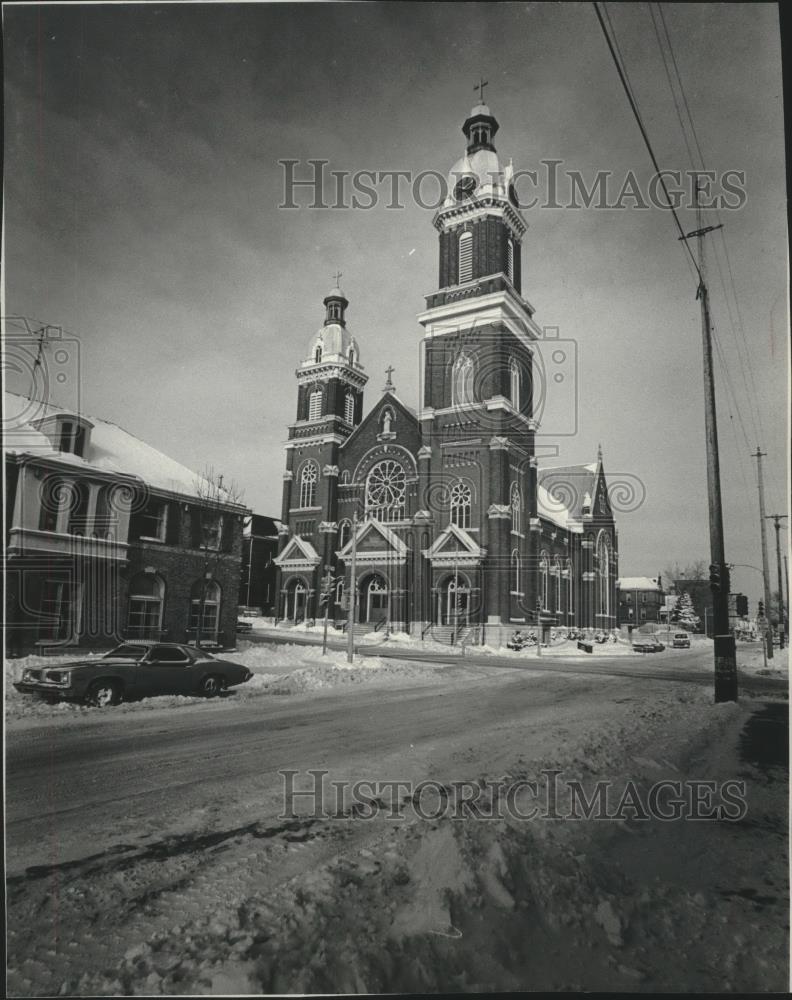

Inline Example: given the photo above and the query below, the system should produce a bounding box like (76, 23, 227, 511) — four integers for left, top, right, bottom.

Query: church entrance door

(439, 577, 470, 626)
(360, 575, 388, 625)
(285, 581, 307, 622)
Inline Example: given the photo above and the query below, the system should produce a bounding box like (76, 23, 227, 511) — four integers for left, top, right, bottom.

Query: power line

(593, 2, 702, 282)
(648, 2, 782, 506)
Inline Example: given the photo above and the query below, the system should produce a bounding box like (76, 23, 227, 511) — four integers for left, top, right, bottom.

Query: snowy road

(6, 646, 789, 994)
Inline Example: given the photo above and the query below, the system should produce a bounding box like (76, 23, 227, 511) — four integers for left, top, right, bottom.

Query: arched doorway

(438, 575, 470, 626)
(284, 579, 308, 622)
(359, 574, 388, 625)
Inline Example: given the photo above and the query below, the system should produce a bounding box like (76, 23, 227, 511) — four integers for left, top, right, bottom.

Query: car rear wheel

(198, 674, 226, 698)
(86, 680, 122, 707)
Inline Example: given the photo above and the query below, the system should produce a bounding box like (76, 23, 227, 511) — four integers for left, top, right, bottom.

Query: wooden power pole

(679, 180, 738, 701)
(766, 514, 788, 649)
(751, 449, 774, 660)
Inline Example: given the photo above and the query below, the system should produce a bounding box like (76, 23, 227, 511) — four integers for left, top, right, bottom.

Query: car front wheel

(86, 680, 122, 707)
(198, 674, 226, 698)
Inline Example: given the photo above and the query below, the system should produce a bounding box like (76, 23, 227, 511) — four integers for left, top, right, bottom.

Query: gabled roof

(341, 389, 418, 451)
(423, 523, 486, 565)
(4, 390, 240, 503)
(274, 535, 321, 568)
(336, 518, 407, 558)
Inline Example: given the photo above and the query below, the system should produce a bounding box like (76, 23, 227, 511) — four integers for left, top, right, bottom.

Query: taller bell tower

(417, 98, 543, 637)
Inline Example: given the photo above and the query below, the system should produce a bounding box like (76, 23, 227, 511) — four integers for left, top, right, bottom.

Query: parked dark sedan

(13, 642, 253, 707)
(632, 637, 666, 653)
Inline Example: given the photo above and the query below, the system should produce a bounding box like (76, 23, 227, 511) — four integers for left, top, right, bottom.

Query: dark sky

(3, 2, 786, 599)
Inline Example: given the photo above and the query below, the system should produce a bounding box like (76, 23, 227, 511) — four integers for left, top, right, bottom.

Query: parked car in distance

(633, 637, 666, 653)
(13, 641, 253, 707)
(672, 632, 691, 649)
(236, 619, 254, 634)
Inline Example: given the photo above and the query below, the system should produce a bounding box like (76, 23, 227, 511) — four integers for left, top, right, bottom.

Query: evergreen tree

(671, 591, 700, 630)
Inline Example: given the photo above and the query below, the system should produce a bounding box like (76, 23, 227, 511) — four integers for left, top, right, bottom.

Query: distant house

(239, 513, 281, 614)
(617, 576, 665, 626)
(5, 391, 249, 654)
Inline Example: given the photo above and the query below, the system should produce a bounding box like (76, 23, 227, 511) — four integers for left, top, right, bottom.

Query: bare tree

(191, 466, 245, 648)
(663, 559, 708, 590)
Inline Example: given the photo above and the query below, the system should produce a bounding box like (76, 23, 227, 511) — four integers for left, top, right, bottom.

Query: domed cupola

(462, 102, 499, 154)
(304, 282, 362, 368)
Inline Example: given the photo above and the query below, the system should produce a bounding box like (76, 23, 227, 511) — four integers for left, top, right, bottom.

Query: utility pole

(766, 514, 788, 649)
(346, 510, 358, 664)
(678, 180, 737, 701)
(751, 449, 773, 660)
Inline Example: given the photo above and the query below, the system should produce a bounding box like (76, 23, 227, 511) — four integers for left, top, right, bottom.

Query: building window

(67, 481, 91, 536)
(365, 459, 406, 521)
(507, 237, 514, 283)
(131, 498, 168, 542)
(640, 608, 647, 621)
(512, 550, 521, 593)
(345, 392, 355, 425)
(452, 353, 474, 406)
(554, 557, 562, 612)
(625, 593, 632, 603)
(308, 388, 322, 421)
(190, 580, 221, 635)
(338, 519, 352, 549)
(39, 474, 66, 532)
(201, 513, 223, 550)
(93, 485, 113, 540)
(641, 592, 647, 604)
(511, 483, 521, 534)
(567, 559, 574, 617)
(596, 531, 611, 618)
(510, 358, 520, 409)
(59, 421, 74, 453)
(541, 552, 550, 610)
(299, 462, 319, 508)
(458, 231, 473, 283)
(314, 345, 322, 364)
(450, 480, 472, 529)
(127, 573, 164, 639)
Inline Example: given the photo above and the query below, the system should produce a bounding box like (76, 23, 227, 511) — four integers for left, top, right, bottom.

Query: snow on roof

(536, 482, 573, 530)
(618, 577, 662, 591)
(4, 390, 235, 502)
(537, 462, 598, 522)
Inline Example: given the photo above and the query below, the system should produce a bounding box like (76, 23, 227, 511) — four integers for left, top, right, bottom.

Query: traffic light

(709, 563, 721, 592)
(758, 600, 765, 618)
(736, 594, 748, 617)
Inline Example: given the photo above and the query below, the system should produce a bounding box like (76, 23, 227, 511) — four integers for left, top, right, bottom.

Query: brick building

(274, 100, 618, 644)
(617, 576, 665, 626)
(5, 391, 248, 654)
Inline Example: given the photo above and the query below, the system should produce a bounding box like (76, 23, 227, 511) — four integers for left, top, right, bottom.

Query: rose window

(365, 460, 406, 521)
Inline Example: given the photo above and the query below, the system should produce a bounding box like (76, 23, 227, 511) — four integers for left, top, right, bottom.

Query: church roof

(537, 462, 600, 523)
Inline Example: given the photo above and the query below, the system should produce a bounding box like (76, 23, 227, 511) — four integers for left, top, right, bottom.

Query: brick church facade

(274, 100, 618, 643)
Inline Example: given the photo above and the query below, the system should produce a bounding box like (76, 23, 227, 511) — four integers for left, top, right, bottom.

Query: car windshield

(103, 644, 150, 660)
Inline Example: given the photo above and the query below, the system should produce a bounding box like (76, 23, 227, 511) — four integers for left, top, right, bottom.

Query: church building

(274, 97, 618, 644)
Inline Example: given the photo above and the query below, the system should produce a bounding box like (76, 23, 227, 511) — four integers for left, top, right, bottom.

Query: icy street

(5, 641, 789, 994)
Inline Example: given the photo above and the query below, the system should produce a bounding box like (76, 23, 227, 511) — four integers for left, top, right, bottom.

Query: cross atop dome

(474, 76, 488, 103)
